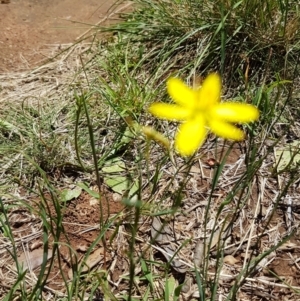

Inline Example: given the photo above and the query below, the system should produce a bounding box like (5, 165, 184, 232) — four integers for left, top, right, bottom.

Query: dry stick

(242, 177, 263, 269)
(76, 2, 133, 41)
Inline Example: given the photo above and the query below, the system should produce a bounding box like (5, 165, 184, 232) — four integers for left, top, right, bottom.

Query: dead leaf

(151, 217, 173, 244)
(224, 255, 239, 265)
(18, 248, 53, 272)
(81, 247, 105, 273)
(240, 252, 251, 260)
(76, 244, 89, 252)
(68, 247, 106, 280)
(30, 241, 43, 251)
(181, 274, 193, 294)
(210, 229, 221, 249)
(194, 229, 221, 268)
(278, 241, 297, 251)
(151, 217, 187, 273)
(194, 239, 205, 268)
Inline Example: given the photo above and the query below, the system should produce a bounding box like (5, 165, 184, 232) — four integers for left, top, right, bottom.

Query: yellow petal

(209, 119, 245, 140)
(175, 116, 207, 156)
(167, 77, 197, 108)
(148, 103, 190, 120)
(197, 73, 221, 109)
(212, 103, 259, 123)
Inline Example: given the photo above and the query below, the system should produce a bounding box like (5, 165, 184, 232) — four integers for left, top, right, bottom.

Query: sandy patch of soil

(0, 0, 130, 72)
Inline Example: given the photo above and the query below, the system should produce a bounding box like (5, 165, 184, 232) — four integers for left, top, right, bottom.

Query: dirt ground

(0, 0, 129, 72)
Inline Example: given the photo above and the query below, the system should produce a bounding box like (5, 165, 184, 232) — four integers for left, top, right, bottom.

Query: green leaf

(104, 176, 128, 194)
(120, 126, 135, 145)
(173, 284, 183, 301)
(102, 157, 126, 173)
(102, 158, 129, 194)
(102, 158, 139, 195)
(274, 141, 300, 172)
(77, 182, 100, 198)
(60, 186, 82, 202)
(165, 276, 176, 301)
(141, 259, 154, 289)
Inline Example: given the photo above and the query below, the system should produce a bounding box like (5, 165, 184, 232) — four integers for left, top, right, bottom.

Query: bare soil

(0, 0, 128, 72)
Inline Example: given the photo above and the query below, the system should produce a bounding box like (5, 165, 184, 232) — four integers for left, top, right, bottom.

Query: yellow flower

(148, 73, 259, 156)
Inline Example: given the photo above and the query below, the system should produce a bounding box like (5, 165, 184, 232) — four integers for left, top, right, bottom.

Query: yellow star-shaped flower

(148, 73, 259, 156)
